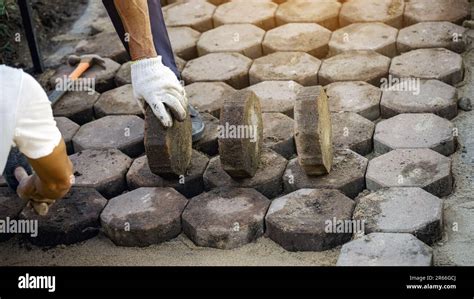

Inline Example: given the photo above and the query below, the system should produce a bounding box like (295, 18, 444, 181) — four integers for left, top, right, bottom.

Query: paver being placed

(182, 53, 252, 89)
(115, 61, 131, 86)
(337, 233, 433, 266)
(245, 81, 302, 118)
(193, 113, 219, 156)
(380, 79, 458, 120)
(389, 48, 463, 85)
(75, 31, 128, 64)
(325, 81, 381, 121)
(262, 23, 331, 58)
(204, 149, 287, 199)
(94, 84, 143, 118)
(55, 117, 80, 155)
(353, 187, 443, 244)
(101, 187, 188, 247)
(70, 149, 132, 198)
(52, 91, 100, 125)
(283, 149, 368, 199)
(163, 0, 216, 32)
(404, 0, 470, 26)
(0, 188, 28, 241)
(183, 187, 270, 249)
(262, 113, 295, 159)
(366, 149, 453, 197)
(213, 0, 278, 30)
(185, 82, 235, 119)
(331, 112, 375, 156)
(374, 113, 456, 156)
(339, 0, 405, 29)
(197, 24, 265, 59)
(168, 26, 201, 60)
(318, 50, 390, 86)
(73, 115, 144, 157)
(276, 0, 341, 30)
(19, 188, 107, 246)
(397, 22, 467, 54)
(328, 22, 398, 58)
(249, 52, 321, 86)
(266, 188, 355, 251)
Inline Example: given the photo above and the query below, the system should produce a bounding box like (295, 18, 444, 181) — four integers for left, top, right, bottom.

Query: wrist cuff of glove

(131, 56, 163, 74)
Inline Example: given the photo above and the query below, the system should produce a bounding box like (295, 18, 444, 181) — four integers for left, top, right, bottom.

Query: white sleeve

(13, 72, 62, 160)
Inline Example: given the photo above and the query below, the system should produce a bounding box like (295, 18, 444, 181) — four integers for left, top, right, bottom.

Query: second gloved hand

(131, 56, 188, 127)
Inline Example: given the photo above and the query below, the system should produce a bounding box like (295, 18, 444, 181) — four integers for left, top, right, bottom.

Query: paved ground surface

(1, 0, 473, 266)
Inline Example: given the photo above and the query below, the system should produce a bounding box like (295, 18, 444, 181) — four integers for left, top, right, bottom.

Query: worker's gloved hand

(131, 56, 188, 127)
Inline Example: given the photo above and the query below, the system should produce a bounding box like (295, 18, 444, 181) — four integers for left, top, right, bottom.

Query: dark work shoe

(189, 104, 205, 143)
(2, 147, 33, 192)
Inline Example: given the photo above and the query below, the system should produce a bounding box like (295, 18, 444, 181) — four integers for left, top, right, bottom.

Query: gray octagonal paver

(366, 149, 453, 197)
(163, 0, 216, 32)
(276, 0, 341, 30)
(52, 91, 100, 125)
(332, 112, 375, 156)
(55, 117, 80, 155)
(404, 0, 470, 26)
(185, 81, 236, 118)
(94, 84, 143, 118)
(262, 113, 296, 159)
(374, 113, 456, 156)
(213, 0, 278, 30)
(339, 0, 405, 29)
(115, 61, 131, 86)
(168, 26, 201, 60)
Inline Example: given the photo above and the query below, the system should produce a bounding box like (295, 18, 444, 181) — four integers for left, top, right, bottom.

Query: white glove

(131, 56, 188, 127)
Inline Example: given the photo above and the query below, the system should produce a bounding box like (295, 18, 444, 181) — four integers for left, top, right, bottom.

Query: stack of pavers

(1, 0, 470, 266)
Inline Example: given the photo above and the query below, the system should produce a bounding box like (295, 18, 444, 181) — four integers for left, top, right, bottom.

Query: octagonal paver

(266, 188, 354, 252)
(94, 84, 143, 118)
(332, 112, 375, 156)
(101, 187, 188, 247)
(182, 53, 252, 89)
(168, 26, 201, 60)
(0, 188, 27, 241)
(185, 82, 235, 118)
(75, 31, 128, 64)
(329, 22, 398, 58)
(366, 149, 453, 197)
(245, 81, 302, 118)
(397, 22, 467, 54)
(262, 23, 331, 58)
(353, 187, 443, 244)
(204, 148, 287, 199)
(213, 0, 277, 30)
(340, 0, 405, 29)
(374, 113, 456, 156)
(182, 187, 270, 249)
(283, 149, 368, 199)
(404, 0, 470, 26)
(389, 48, 463, 85)
(337, 233, 433, 266)
(319, 50, 390, 86)
(249, 52, 321, 86)
(276, 0, 341, 30)
(197, 24, 265, 59)
(262, 113, 295, 159)
(73, 115, 144, 157)
(380, 79, 458, 120)
(163, 0, 216, 32)
(193, 113, 220, 156)
(325, 81, 381, 121)
(55, 117, 80, 155)
(115, 61, 131, 86)
(70, 149, 132, 198)
(52, 91, 100, 125)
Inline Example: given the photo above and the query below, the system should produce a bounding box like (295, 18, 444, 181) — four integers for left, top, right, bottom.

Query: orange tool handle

(69, 62, 91, 80)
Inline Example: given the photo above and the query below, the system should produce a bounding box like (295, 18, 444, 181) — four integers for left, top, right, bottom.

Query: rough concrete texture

(197, 24, 265, 59)
(331, 112, 375, 156)
(101, 187, 188, 247)
(263, 113, 295, 159)
(0, 188, 28, 242)
(397, 22, 467, 54)
(75, 31, 128, 64)
(329, 22, 398, 58)
(319, 50, 391, 86)
(374, 113, 456, 156)
(175, 56, 187, 73)
(70, 149, 132, 198)
(73, 115, 144, 157)
(354, 187, 443, 244)
(114, 61, 131, 86)
(94, 84, 143, 118)
(19, 188, 107, 246)
(182, 52, 252, 89)
(219, 91, 263, 178)
(380, 79, 458, 120)
(339, 0, 405, 29)
(182, 187, 270, 249)
(404, 0, 470, 26)
(245, 80, 302, 118)
(52, 91, 100, 125)
(55, 117, 80, 155)
(193, 113, 220, 156)
(204, 148, 287, 199)
(163, 0, 216, 32)
(266, 188, 355, 252)
(276, 0, 341, 30)
(284, 149, 368, 199)
(337, 233, 433, 266)
(0, 176, 6, 187)
(389, 48, 464, 85)
(325, 81, 381, 121)
(366, 149, 453, 197)
(185, 82, 235, 118)
(262, 23, 331, 58)
(213, 0, 278, 30)
(168, 26, 201, 60)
